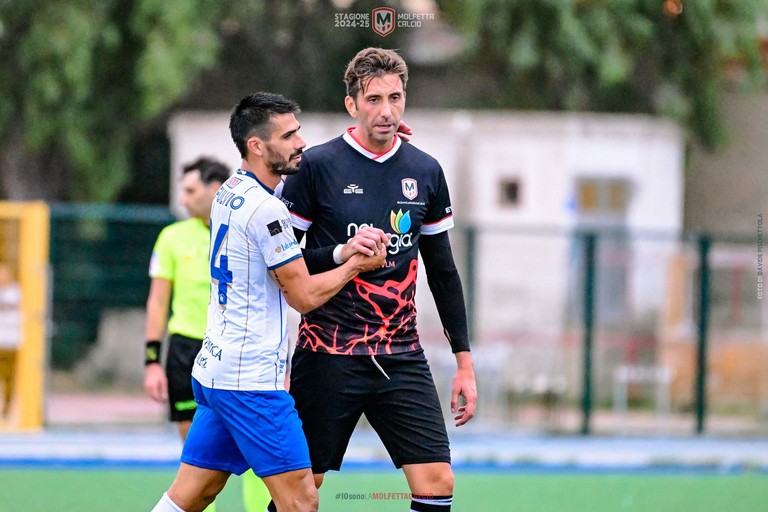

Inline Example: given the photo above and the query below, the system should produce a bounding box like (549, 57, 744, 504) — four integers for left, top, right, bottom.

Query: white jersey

(192, 169, 302, 391)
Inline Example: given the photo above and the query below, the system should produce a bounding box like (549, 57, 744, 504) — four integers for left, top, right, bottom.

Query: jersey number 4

(210, 224, 232, 305)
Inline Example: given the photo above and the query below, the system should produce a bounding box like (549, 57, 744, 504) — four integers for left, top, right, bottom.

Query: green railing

(47, 205, 764, 436)
(459, 224, 760, 436)
(49, 204, 175, 369)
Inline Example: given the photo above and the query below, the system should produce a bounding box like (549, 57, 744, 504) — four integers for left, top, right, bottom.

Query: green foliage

(438, 0, 768, 149)
(0, 0, 407, 201)
(0, 0, 221, 201)
(132, 0, 221, 119)
(192, 0, 408, 112)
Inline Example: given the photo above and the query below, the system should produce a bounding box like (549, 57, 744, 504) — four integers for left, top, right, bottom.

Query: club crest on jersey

(401, 178, 417, 200)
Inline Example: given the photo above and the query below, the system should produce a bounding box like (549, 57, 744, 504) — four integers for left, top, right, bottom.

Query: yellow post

(0, 201, 49, 431)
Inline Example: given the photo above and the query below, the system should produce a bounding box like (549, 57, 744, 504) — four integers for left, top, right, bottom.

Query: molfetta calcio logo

(333, 6, 436, 37)
(401, 178, 417, 200)
(372, 7, 395, 37)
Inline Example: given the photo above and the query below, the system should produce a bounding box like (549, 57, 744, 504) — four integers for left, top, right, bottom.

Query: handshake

(342, 227, 390, 272)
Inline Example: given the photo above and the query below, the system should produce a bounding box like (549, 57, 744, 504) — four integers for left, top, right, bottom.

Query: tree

(437, 0, 768, 149)
(0, 0, 222, 201)
(176, 0, 408, 112)
(0, 0, 408, 202)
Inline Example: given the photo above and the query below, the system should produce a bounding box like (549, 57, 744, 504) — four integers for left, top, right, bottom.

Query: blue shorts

(181, 378, 311, 477)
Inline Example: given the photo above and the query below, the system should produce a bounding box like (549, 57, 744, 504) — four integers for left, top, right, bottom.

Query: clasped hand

(343, 226, 389, 271)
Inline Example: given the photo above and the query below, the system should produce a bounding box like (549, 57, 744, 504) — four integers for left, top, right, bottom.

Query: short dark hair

(182, 157, 230, 185)
(344, 47, 408, 99)
(229, 92, 301, 158)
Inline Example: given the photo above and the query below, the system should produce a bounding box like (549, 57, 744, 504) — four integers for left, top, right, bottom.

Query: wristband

(145, 340, 161, 366)
(332, 244, 345, 265)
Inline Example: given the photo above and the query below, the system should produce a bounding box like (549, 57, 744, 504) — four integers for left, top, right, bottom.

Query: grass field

(1, 467, 766, 512)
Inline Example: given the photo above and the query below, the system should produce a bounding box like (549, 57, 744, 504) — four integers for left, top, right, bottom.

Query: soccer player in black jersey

(279, 47, 477, 512)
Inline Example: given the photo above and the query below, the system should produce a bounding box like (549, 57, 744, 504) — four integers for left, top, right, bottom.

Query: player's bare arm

(144, 277, 171, 402)
(270, 251, 386, 314)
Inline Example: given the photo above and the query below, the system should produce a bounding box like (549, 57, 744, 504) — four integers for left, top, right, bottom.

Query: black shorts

(290, 348, 450, 472)
(165, 334, 203, 422)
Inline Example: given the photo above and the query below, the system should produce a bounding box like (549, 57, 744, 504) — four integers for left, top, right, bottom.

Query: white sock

(151, 492, 186, 512)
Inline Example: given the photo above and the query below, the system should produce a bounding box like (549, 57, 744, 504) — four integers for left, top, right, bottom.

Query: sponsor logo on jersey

(390, 209, 411, 234)
(275, 240, 299, 253)
(346, 209, 414, 256)
(401, 178, 417, 200)
(268, 218, 292, 236)
(225, 176, 242, 188)
(343, 183, 364, 194)
(387, 209, 413, 254)
(203, 336, 222, 361)
(267, 220, 283, 236)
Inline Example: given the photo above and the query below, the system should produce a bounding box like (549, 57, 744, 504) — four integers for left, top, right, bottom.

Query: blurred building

(167, 111, 685, 422)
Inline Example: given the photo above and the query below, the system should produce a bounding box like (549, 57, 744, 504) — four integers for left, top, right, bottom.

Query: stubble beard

(267, 148, 301, 176)
(268, 161, 300, 176)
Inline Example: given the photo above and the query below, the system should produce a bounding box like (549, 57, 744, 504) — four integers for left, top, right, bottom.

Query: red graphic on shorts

(297, 261, 420, 355)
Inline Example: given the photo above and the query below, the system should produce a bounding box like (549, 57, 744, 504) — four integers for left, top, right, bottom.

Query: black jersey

(281, 129, 454, 356)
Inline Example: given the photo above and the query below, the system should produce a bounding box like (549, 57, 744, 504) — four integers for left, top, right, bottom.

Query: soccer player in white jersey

(151, 92, 388, 512)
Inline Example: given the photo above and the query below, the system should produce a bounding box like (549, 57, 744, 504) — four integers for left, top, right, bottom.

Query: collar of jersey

(236, 169, 274, 195)
(343, 127, 401, 163)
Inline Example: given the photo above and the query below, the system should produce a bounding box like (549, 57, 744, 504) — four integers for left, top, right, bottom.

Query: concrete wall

(685, 91, 768, 234)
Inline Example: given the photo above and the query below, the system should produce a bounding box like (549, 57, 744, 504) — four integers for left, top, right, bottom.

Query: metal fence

(49, 204, 174, 369)
(420, 225, 766, 437)
(46, 205, 767, 436)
